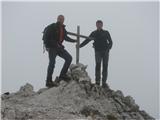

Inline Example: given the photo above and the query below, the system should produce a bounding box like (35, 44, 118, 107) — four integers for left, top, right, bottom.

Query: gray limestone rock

(1, 63, 155, 120)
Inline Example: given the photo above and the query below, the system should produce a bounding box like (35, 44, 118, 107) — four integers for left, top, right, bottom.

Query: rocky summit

(1, 63, 155, 120)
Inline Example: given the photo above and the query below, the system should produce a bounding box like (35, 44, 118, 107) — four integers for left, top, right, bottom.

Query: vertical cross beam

(76, 26, 80, 64)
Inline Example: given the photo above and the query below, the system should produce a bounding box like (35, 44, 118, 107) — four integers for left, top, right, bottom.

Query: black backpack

(42, 23, 58, 52)
(42, 25, 50, 44)
(42, 23, 58, 45)
(42, 25, 51, 53)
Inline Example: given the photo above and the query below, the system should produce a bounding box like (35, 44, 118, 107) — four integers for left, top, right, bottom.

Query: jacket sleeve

(79, 32, 94, 48)
(64, 29, 76, 42)
(107, 31, 113, 49)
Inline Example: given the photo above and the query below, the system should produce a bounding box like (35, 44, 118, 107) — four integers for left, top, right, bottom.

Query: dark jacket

(80, 29, 113, 51)
(43, 22, 75, 48)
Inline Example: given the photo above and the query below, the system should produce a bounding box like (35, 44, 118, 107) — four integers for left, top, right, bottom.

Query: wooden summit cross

(67, 26, 93, 64)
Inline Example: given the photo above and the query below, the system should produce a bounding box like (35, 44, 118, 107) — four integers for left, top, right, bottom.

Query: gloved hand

(70, 39, 77, 43)
(73, 39, 77, 43)
(79, 44, 83, 48)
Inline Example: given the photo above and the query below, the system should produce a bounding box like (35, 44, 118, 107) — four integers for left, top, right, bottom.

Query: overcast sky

(2, 1, 159, 118)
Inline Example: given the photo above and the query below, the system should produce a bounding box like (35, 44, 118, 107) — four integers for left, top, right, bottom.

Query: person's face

(57, 16, 64, 25)
(96, 22, 103, 30)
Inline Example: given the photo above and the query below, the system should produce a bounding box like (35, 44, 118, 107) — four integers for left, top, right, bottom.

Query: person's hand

(73, 39, 77, 43)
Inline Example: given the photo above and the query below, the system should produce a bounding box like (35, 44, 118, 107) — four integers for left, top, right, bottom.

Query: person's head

(57, 15, 65, 25)
(96, 20, 103, 30)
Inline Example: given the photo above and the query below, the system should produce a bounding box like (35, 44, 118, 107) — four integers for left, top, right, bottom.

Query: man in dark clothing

(43, 15, 76, 87)
(79, 20, 113, 87)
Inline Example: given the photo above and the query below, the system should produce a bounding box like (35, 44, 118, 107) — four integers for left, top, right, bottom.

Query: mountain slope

(1, 63, 155, 120)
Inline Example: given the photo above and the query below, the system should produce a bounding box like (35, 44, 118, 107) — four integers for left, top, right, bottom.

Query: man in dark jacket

(43, 15, 76, 87)
(79, 20, 113, 87)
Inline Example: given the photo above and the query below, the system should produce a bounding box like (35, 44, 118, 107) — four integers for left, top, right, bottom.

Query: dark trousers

(95, 50, 109, 85)
(46, 47, 72, 81)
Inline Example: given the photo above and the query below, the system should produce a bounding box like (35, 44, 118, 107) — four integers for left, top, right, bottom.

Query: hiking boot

(46, 81, 53, 88)
(95, 80, 100, 86)
(59, 74, 71, 82)
(54, 76, 61, 84)
(102, 83, 109, 88)
(46, 80, 58, 88)
(95, 82, 100, 86)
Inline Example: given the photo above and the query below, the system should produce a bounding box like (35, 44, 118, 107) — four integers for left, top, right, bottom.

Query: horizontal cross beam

(67, 31, 94, 40)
